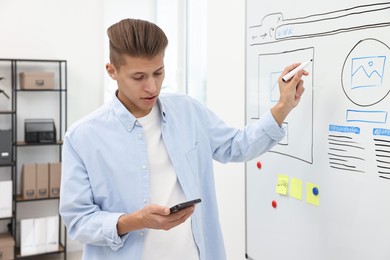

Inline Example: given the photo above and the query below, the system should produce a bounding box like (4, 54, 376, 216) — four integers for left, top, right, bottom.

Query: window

(156, 0, 207, 103)
(103, 0, 207, 104)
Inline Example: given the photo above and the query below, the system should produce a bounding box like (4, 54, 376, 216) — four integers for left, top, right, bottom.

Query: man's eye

(133, 75, 144, 80)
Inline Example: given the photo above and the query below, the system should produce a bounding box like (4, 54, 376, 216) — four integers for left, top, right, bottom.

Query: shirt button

(142, 165, 147, 170)
(127, 126, 131, 131)
(139, 232, 144, 237)
(138, 134, 142, 139)
(143, 199, 148, 204)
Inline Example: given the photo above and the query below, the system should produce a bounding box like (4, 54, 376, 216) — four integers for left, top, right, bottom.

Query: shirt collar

(111, 92, 167, 132)
(157, 97, 167, 123)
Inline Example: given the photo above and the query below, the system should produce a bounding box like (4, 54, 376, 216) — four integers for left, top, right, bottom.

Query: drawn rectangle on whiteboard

(258, 47, 314, 164)
(351, 56, 386, 89)
(346, 109, 388, 123)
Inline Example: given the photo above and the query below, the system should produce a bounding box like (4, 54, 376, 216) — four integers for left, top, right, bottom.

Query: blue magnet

(312, 187, 319, 196)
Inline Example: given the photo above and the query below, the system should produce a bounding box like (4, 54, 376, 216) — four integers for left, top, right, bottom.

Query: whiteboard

(245, 1, 390, 260)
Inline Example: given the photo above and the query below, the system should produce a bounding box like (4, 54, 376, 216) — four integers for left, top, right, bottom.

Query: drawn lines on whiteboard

(270, 71, 282, 102)
(342, 38, 390, 107)
(351, 56, 386, 89)
(373, 128, 390, 180)
(328, 125, 365, 173)
(248, 2, 390, 45)
(328, 135, 365, 173)
(252, 48, 314, 164)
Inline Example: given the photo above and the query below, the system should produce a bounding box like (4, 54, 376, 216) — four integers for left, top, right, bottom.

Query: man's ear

(106, 63, 117, 80)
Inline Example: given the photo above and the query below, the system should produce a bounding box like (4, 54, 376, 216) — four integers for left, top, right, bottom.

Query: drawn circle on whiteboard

(341, 38, 390, 107)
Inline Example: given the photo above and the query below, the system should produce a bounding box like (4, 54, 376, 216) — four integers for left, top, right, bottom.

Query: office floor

(22, 251, 82, 260)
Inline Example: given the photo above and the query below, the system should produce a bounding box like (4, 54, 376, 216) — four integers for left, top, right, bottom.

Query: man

(59, 18, 307, 260)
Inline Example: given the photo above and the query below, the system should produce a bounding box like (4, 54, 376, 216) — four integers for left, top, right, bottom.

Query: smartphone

(170, 198, 202, 214)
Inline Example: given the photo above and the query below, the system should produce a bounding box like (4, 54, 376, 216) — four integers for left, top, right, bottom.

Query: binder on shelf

(20, 218, 35, 256)
(49, 162, 61, 198)
(0, 181, 12, 218)
(34, 217, 47, 254)
(36, 163, 49, 199)
(46, 216, 59, 252)
(22, 164, 36, 199)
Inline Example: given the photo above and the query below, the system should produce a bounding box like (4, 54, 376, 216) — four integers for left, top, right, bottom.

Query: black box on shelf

(0, 129, 12, 165)
(24, 119, 56, 144)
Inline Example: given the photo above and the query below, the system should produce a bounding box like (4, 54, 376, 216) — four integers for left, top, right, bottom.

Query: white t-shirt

(137, 104, 199, 260)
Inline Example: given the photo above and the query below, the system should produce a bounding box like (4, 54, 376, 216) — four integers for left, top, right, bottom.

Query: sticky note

(276, 174, 289, 195)
(306, 182, 320, 206)
(289, 177, 303, 200)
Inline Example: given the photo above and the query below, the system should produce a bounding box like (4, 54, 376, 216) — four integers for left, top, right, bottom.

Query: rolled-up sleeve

(209, 109, 285, 163)
(59, 133, 129, 251)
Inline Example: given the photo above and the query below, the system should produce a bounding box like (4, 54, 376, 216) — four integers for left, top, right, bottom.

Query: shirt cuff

(102, 213, 129, 251)
(259, 109, 285, 140)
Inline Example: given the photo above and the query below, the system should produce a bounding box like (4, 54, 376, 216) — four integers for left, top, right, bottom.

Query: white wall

(207, 1, 247, 260)
(0, 0, 105, 251)
(0, 0, 105, 125)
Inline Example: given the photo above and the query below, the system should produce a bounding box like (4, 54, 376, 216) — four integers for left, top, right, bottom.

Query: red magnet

(271, 200, 277, 208)
(256, 161, 262, 169)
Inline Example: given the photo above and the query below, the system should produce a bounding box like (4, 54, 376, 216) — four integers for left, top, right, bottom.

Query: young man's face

(106, 53, 165, 118)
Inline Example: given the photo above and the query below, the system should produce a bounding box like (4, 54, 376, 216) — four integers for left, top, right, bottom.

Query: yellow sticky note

(306, 182, 320, 206)
(289, 177, 303, 200)
(276, 174, 289, 195)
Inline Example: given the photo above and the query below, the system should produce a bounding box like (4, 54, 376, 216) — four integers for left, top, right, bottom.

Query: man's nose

(144, 77, 158, 93)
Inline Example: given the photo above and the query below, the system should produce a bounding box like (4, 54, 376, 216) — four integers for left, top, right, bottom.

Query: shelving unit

(0, 58, 67, 260)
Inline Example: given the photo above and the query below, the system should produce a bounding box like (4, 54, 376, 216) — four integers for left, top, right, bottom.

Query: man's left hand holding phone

(117, 198, 201, 235)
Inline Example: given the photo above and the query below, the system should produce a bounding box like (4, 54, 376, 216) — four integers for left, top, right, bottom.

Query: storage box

(25, 119, 56, 144)
(36, 163, 49, 199)
(19, 72, 54, 90)
(49, 162, 61, 198)
(0, 129, 12, 166)
(22, 164, 36, 199)
(0, 232, 15, 260)
(0, 181, 12, 218)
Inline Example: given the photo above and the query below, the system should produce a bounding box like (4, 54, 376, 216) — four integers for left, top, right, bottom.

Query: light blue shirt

(59, 92, 284, 260)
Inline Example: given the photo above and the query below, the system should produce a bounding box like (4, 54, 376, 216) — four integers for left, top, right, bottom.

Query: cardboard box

(19, 72, 54, 90)
(0, 181, 12, 218)
(49, 162, 61, 198)
(0, 232, 15, 260)
(22, 164, 36, 199)
(36, 163, 49, 199)
(0, 129, 12, 166)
